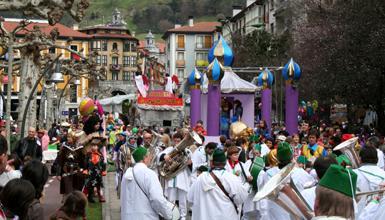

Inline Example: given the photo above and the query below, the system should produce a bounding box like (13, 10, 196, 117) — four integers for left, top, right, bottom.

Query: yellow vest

(302, 144, 325, 159)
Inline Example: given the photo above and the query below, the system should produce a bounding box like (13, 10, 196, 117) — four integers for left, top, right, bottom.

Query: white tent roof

(221, 69, 257, 93)
(201, 68, 257, 93)
(98, 94, 136, 105)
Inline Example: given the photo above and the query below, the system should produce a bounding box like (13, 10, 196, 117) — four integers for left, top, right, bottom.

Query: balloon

(79, 98, 95, 116)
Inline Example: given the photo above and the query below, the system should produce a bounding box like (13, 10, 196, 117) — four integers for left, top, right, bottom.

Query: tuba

(254, 163, 314, 220)
(333, 137, 360, 168)
(159, 131, 202, 179)
(148, 131, 164, 170)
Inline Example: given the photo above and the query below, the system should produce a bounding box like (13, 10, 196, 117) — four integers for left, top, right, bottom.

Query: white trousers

(166, 187, 187, 219)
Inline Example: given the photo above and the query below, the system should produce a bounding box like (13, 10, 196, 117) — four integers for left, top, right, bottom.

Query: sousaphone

(333, 137, 360, 168)
(254, 163, 314, 220)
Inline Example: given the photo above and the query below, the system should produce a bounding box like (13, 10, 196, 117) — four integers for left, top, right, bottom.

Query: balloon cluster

(79, 97, 105, 123)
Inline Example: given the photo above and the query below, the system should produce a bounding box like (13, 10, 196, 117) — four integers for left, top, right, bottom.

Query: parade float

(188, 35, 257, 139)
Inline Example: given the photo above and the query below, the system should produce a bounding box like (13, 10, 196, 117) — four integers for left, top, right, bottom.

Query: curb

(102, 174, 111, 220)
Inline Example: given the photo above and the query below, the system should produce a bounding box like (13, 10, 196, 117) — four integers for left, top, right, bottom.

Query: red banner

(137, 91, 183, 106)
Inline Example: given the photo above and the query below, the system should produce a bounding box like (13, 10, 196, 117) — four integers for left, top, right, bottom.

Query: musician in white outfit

(120, 147, 173, 220)
(366, 136, 385, 169)
(225, 146, 253, 183)
(354, 146, 385, 216)
(160, 132, 190, 220)
(260, 142, 293, 220)
(191, 142, 217, 182)
(242, 144, 266, 220)
(302, 156, 338, 210)
(187, 149, 249, 220)
(312, 164, 357, 220)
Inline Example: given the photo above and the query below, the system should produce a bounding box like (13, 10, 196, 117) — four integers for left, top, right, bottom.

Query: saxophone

(159, 131, 202, 179)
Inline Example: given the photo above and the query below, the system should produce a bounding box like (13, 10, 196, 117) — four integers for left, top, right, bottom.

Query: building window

(70, 45, 78, 51)
(130, 42, 137, 52)
(112, 42, 118, 50)
(131, 56, 136, 67)
(69, 85, 77, 103)
(123, 41, 130, 52)
(177, 68, 184, 79)
(102, 40, 108, 51)
(96, 55, 101, 65)
(196, 35, 212, 49)
(177, 35, 185, 49)
(112, 57, 118, 65)
(102, 55, 107, 65)
(123, 71, 130, 81)
(112, 72, 119, 80)
(91, 41, 101, 50)
(123, 56, 130, 66)
(177, 52, 184, 61)
(196, 52, 208, 67)
(49, 47, 55, 54)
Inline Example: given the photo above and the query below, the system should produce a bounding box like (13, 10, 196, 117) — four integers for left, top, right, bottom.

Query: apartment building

(79, 9, 139, 98)
(162, 17, 219, 80)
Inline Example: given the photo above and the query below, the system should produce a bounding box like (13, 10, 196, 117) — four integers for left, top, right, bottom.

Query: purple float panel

(207, 84, 220, 136)
(285, 84, 299, 135)
(190, 88, 201, 127)
(261, 89, 272, 131)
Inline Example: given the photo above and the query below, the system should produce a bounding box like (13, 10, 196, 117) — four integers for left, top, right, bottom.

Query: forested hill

(80, 0, 245, 38)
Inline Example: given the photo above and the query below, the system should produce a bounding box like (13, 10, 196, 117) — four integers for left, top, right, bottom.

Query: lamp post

(20, 58, 63, 138)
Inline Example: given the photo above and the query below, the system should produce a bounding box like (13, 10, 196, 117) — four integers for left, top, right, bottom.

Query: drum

(250, 157, 265, 191)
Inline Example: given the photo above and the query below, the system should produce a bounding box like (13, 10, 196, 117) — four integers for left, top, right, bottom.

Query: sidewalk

(103, 172, 120, 220)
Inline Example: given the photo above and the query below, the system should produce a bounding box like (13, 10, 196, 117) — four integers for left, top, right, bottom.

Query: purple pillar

(285, 84, 299, 135)
(207, 84, 220, 136)
(190, 88, 201, 127)
(262, 89, 272, 131)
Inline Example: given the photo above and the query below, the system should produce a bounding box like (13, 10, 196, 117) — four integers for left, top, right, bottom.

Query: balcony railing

(110, 64, 121, 71)
(176, 60, 185, 67)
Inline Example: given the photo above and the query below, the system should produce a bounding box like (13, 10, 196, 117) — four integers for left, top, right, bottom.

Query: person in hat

(83, 136, 107, 203)
(297, 155, 308, 169)
(56, 131, 85, 196)
(242, 143, 266, 220)
(313, 164, 357, 219)
(187, 149, 248, 220)
(225, 146, 253, 183)
(301, 156, 338, 211)
(120, 147, 173, 220)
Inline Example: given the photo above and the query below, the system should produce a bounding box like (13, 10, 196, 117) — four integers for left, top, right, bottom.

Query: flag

(71, 53, 81, 61)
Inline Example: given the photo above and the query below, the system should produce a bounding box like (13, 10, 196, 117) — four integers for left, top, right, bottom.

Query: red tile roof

(3, 21, 90, 39)
(163, 22, 220, 39)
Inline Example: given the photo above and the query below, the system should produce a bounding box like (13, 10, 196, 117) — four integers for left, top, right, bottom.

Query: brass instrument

(254, 163, 314, 220)
(229, 121, 248, 139)
(159, 131, 202, 179)
(333, 137, 360, 168)
(148, 131, 164, 170)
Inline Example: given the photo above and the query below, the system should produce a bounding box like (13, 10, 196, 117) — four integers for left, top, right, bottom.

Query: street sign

(62, 111, 69, 116)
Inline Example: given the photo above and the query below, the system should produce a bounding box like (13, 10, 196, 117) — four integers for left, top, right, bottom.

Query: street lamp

(47, 60, 64, 84)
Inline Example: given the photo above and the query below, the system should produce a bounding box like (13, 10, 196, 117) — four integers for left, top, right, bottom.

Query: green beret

(277, 142, 293, 163)
(132, 147, 148, 162)
(212, 149, 226, 163)
(254, 144, 262, 152)
(319, 164, 357, 198)
(297, 155, 308, 164)
(249, 135, 260, 143)
(132, 127, 139, 134)
(336, 155, 352, 166)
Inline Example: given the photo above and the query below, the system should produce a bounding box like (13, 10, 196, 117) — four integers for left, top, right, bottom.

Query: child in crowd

(50, 191, 87, 220)
(83, 137, 107, 203)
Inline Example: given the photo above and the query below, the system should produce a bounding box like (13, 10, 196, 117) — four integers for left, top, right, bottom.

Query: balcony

(110, 64, 121, 71)
(196, 60, 209, 67)
(195, 43, 210, 50)
(176, 60, 185, 67)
